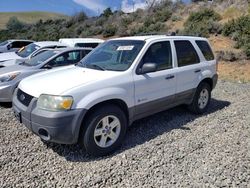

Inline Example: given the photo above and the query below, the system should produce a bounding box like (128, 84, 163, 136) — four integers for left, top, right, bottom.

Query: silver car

(0, 47, 92, 102)
(0, 40, 34, 53)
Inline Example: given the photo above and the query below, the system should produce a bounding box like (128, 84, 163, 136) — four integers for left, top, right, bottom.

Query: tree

(102, 8, 113, 18)
(6, 17, 25, 31)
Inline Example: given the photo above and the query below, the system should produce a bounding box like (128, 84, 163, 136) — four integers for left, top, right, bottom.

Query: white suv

(12, 35, 218, 156)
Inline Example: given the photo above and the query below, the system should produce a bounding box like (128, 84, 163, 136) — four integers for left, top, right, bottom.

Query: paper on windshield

(117, 46, 134, 51)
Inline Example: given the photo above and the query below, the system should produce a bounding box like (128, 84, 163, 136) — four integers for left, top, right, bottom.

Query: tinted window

(75, 43, 100, 48)
(196, 40, 214, 61)
(141, 41, 172, 71)
(81, 49, 91, 57)
(24, 51, 57, 66)
(79, 40, 145, 71)
(174, 40, 200, 67)
(48, 51, 81, 67)
(11, 41, 24, 48)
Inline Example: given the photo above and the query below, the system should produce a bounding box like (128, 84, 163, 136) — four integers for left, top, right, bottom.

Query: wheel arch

(77, 98, 130, 142)
(200, 77, 213, 90)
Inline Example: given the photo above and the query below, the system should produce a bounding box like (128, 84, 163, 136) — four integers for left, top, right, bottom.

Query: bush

(102, 24, 117, 37)
(222, 15, 250, 59)
(154, 8, 172, 22)
(184, 9, 221, 37)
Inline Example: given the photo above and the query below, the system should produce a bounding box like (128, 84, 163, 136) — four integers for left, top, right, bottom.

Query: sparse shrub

(222, 15, 250, 58)
(121, 16, 133, 27)
(216, 51, 247, 61)
(154, 8, 172, 22)
(184, 9, 221, 37)
(102, 24, 117, 37)
(171, 15, 182, 22)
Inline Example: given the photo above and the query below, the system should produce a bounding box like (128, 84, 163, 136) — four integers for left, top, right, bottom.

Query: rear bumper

(212, 74, 218, 89)
(12, 90, 87, 144)
(0, 83, 15, 102)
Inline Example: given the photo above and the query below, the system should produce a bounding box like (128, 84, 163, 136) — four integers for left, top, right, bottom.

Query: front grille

(17, 89, 33, 107)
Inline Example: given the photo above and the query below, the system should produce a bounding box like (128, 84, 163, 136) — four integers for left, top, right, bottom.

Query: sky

(0, 0, 191, 16)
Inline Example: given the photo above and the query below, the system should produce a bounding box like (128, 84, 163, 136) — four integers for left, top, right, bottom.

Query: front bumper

(0, 83, 15, 102)
(12, 90, 87, 144)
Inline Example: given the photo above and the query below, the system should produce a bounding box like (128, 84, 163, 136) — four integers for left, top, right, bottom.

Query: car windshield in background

(17, 43, 40, 58)
(80, 40, 145, 71)
(24, 51, 57, 66)
(0, 41, 9, 46)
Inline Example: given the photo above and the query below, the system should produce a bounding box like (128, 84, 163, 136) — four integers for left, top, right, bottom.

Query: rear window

(174, 40, 200, 67)
(196, 40, 214, 61)
(75, 43, 100, 48)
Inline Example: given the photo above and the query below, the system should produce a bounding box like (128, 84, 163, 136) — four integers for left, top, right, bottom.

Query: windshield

(24, 50, 57, 66)
(0, 41, 9, 46)
(17, 43, 40, 58)
(79, 40, 145, 71)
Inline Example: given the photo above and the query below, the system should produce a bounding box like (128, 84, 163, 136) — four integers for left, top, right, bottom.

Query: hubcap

(94, 115, 121, 148)
(198, 88, 209, 109)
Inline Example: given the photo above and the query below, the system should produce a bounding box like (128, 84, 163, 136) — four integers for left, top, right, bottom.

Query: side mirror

(138, 62, 157, 74)
(7, 44, 12, 50)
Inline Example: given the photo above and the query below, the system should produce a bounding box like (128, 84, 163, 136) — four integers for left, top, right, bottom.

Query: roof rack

(135, 32, 176, 36)
(134, 32, 204, 37)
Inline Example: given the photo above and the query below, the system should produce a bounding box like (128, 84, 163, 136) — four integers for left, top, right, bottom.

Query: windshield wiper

(83, 63, 105, 71)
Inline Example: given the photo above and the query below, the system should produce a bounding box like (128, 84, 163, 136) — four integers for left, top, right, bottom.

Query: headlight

(0, 72, 20, 82)
(37, 94, 73, 111)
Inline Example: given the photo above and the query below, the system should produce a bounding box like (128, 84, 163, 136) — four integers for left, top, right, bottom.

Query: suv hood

(19, 65, 120, 98)
(0, 52, 21, 62)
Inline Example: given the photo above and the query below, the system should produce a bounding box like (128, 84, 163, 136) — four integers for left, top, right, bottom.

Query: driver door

(133, 41, 176, 118)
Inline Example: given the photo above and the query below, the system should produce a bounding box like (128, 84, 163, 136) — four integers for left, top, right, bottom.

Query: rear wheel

(79, 105, 127, 157)
(188, 82, 211, 114)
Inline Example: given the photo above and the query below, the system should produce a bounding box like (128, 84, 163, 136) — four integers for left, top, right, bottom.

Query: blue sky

(0, 0, 191, 16)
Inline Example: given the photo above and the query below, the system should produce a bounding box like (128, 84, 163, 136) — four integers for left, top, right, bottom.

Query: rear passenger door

(174, 40, 202, 95)
(134, 41, 176, 117)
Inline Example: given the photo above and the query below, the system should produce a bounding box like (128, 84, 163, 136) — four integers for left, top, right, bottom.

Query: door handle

(165, 75, 175, 80)
(194, 69, 201, 73)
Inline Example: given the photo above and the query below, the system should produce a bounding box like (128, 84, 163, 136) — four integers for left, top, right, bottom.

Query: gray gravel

(0, 80, 250, 187)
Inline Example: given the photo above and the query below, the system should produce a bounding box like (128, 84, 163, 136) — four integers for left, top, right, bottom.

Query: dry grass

(0, 11, 68, 29)
(218, 61, 250, 83)
(208, 35, 240, 53)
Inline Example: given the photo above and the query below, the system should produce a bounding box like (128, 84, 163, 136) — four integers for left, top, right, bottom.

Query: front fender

(75, 87, 133, 110)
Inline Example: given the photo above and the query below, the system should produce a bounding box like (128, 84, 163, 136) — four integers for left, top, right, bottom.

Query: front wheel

(79, 105, 127, 157)
(188, 82, 211, 114)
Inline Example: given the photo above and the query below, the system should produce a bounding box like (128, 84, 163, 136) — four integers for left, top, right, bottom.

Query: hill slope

(0, 11, 68, 29)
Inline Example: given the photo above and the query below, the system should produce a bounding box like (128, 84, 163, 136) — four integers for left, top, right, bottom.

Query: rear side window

(174, 40, 200, 67)
(141, 41, 172, 71)
(196, 40, 214, 61)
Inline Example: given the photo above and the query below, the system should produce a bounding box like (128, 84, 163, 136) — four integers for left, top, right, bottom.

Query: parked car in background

(59, 38, 104, 48)
(12, 35, 218, 156)
(0, 47, 92, 102)
(0, 41, 68, 66)
(0, 40, 34, 53)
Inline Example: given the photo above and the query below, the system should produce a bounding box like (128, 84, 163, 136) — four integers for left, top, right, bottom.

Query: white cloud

(121, 0, 147, 13)
(73, 0, 107, 14)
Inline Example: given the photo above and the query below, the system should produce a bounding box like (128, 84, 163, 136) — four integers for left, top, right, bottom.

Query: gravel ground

(0, 80, 249, 187)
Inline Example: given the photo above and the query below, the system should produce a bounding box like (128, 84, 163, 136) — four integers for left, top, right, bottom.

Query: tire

(79, 104, 127, 157)
(188, 82, 211, 114)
